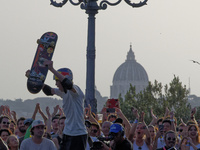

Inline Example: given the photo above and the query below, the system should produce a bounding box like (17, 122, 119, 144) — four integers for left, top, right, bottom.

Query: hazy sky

(0, 0, 200, 100)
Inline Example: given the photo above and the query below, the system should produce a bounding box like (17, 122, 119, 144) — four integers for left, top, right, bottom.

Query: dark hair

(186, 121, 196, 126)
(162, 119, 171, 125)
(108, 114, 117, 121)
(157, 118, 163, 125)
(59, 116, 66, 121)
(52, 115, 60, 122)
(0, 129, 12, 136)
(17, 117, 26, 126)
(0, 116, 10, 124)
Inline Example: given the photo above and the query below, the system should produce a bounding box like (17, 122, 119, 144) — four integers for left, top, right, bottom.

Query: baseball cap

(31, 120, 45, 128)
(24, 118, 33, 125)
(109, 123, 123, 133)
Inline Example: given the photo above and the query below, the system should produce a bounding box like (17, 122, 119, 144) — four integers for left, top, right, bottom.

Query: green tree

(119, 76, 191, 125)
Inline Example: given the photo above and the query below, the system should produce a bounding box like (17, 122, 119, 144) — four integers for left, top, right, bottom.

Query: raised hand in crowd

(11, 111, 17, 123)
(45, 106, 52, 134)
(52, 105, 60, 117)
(58, 107, 64, 117)
(164, 107, 170, 118)
(85, 104, 99, 127)
(149, 108, 158, 126)
(115, 107, 131, 137)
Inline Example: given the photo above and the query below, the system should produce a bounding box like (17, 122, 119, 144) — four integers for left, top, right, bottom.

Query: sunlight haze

(0, 0, 200, 100)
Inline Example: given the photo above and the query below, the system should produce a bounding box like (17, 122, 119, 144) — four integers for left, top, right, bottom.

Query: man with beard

(17, 117, 26, 138)
(156, 130, 177, 150)
(102, 123, 132, 150)
(16, 117, 27, 148)
(20, 120, 57, 150)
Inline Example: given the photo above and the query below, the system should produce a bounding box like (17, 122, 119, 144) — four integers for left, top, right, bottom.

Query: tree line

(119, 75, 200, 125)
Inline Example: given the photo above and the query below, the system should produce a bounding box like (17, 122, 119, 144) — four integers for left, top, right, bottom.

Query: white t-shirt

(20, 137, 57, 150)
(157, 136, 165, 149)
(133, 140, 149, 150)
(54, 84, 87, 136)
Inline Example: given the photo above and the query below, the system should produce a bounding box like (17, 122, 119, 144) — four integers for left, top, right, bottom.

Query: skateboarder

(26, 60, 88, 150)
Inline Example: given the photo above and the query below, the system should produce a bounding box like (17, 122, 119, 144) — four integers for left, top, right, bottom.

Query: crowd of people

(1, 102, 200, 150)
(0, 60, 200, 150)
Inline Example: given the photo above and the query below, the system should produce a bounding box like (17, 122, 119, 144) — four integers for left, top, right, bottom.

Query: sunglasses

(91, 129, 98, 133)
(2, 121, 10, 125)
(167, 137, 176, 141)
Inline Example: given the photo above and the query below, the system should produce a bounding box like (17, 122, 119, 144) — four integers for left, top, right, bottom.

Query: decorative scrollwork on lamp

(99, 0, 122, 10)
(50, 0, 68, 7)
(124, 0, 147, 8)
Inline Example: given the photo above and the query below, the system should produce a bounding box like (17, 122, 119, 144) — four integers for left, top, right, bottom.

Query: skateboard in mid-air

(27, 32, 58, 94)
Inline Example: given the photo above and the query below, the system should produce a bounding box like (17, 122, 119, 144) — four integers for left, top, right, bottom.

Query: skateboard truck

(37, 39, 55, 47)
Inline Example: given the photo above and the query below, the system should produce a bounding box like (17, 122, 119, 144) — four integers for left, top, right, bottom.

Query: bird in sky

(190, 60, 200, 65)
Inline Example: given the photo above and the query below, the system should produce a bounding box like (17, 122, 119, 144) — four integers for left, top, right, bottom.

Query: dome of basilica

(110, 45, 149, 99)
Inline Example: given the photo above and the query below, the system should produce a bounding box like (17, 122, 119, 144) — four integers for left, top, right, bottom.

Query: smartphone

(106, 99, 119, 108)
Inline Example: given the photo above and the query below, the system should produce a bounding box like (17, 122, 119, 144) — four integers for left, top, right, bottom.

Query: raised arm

(128, 108, 139, 142)
(86, 104, 100, 127)
(164, 107, 170, 119)
(170, 111, 176, 132)
(141, 112, 151, 146)
(11, 111, 17, 123)
(149, 108, 157, 126)
(51, 105, 59, 117)
(190, 107, 197, 124)
(115, 107, 131, 137)
(45, 106, 52, 134)
(32, 103, 39, 120)
(38, 104, 47, 124)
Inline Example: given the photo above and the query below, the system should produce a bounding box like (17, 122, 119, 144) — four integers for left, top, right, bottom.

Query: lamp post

(50, 0, 148, 113)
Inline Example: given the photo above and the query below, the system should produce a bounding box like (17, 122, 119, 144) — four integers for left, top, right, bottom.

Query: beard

(19, 127, 26, 133)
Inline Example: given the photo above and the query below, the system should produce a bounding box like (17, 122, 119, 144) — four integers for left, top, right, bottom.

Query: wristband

(134, 119, 138, 124)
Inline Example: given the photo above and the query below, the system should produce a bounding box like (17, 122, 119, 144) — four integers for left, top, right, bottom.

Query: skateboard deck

(27, 32, 58, 94)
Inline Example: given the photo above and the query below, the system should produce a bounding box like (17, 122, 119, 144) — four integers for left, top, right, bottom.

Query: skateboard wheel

(50, 41, 55, 47)
(37, 39, 41, 44)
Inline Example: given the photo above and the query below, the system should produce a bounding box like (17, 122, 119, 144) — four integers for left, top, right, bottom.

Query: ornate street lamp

(50, 0, 148, 113)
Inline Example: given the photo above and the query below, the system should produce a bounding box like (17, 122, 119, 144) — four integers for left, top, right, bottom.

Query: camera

(90, 141, 104, 150)
(98, 135, 114, 141)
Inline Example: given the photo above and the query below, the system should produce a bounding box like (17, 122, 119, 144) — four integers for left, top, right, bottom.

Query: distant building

(110, 44, 149, 99)
(95, 86, 107, 112)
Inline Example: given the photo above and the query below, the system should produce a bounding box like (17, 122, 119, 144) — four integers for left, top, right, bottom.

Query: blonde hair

(6, 134, 19, 149)
(188, 124, 200, 143)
